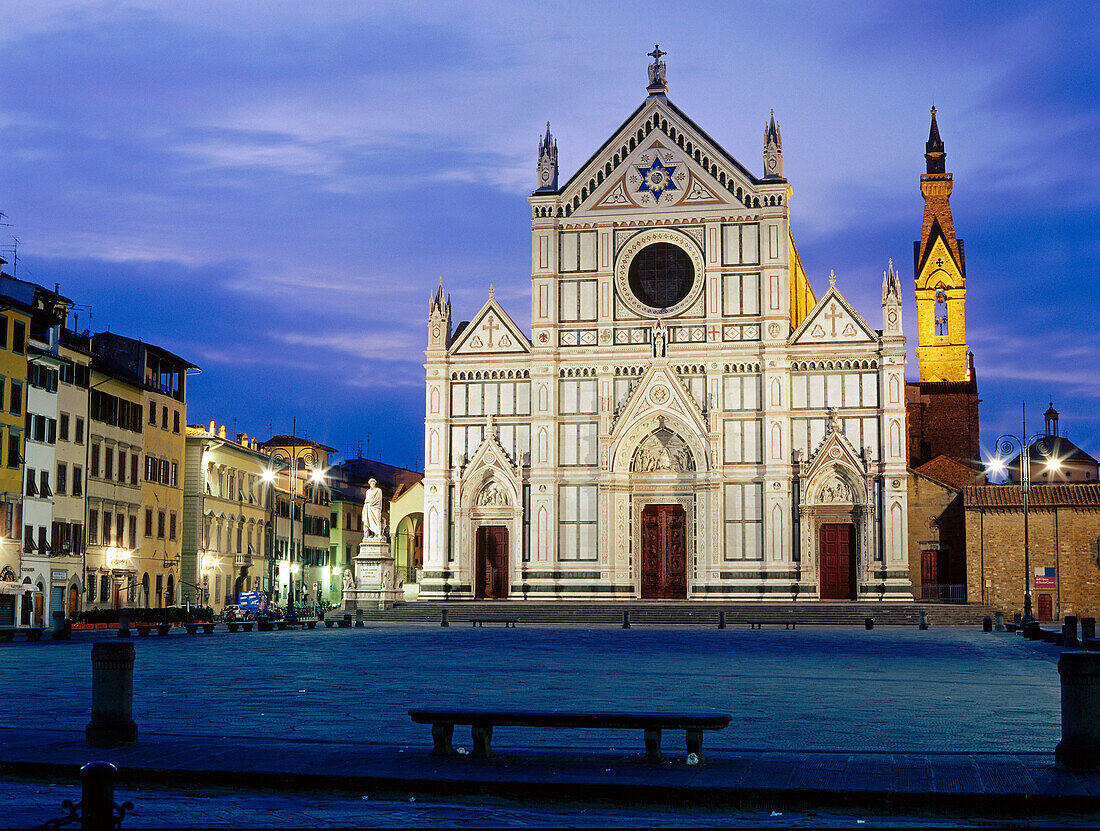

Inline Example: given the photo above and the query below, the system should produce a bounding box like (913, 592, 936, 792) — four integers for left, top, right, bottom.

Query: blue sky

(0, 1, 1096, 469)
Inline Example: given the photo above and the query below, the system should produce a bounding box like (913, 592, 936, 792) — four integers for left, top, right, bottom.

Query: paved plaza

(0, 623, 1094, 827)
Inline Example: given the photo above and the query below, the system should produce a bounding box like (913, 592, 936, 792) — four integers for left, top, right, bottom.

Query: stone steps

(356, 600, 997, 627)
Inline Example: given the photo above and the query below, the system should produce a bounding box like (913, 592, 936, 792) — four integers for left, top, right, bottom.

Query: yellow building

(0, 265, 32, 624)
(83, 332, 196, 609)
(183, 423, 272, 613)
(258, 436, 333, 609)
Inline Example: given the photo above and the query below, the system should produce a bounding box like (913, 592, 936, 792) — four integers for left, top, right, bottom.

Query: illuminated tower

(906, 107, 980, 468)
(914, 107, 969, 382)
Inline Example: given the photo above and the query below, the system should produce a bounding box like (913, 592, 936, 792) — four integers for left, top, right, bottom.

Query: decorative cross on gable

(648, 45, 666, 63)
(824, 303, 843, 337)
(483, 317, 500, 348)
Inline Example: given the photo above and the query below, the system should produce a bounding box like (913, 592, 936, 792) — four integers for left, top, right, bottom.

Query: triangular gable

(555, 96, 771, 218)
(915, 233, 962, 291)
(458, 427, 522, 504)
(790, 284, 878, 346)
(450, 295, 530, 356)
(804, 420, 867, 482)
(916, 215, 964, 279)
(608, 360, 710, 471)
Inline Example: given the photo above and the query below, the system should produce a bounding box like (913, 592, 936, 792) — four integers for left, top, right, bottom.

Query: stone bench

(184, 623, 214, 635)
(324, 619, 337, 628)
(0, 626, 45, 643)
(748, 621, 796, 630)
(408, 708, 731, 761)
(471, 619, 517, 628)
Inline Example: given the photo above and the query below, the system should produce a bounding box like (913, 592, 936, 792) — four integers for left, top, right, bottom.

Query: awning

(0, 580, 24, 596)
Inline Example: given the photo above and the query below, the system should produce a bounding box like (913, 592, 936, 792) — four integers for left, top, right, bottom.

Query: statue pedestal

(342, 536, 403, 611)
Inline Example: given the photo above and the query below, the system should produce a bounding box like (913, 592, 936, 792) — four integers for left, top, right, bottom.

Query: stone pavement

(0, 624, 1096, 826)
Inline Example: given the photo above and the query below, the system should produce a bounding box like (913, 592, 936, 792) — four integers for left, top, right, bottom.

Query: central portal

(819, 523, 856, 600)
(640, 504, 687, 599)
(475, 525, 509, 599)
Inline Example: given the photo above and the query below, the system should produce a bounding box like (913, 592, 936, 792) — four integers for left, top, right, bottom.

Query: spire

(646, 44, 667, 95)
(536, 121, 558, 191)
(882, 258, 902, 305)
(828, 269, 836, 288)
(763, 108, 783, 178)
(925, 106, 946, 175)
(765, 109, 781, 147)
(428, 277, 452, 350)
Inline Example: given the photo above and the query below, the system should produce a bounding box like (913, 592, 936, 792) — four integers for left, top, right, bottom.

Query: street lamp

(987, 403, 1060, 624)
(262, 446, 325, 625)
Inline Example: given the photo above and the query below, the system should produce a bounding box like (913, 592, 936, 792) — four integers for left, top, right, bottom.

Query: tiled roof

(965, 484, 1100, 509)
(913, 455, 985, 490)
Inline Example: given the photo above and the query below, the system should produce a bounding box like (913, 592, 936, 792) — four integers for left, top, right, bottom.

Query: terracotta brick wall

(965, 506, 1100, 619)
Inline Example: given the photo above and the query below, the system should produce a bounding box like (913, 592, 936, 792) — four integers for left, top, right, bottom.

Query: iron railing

(916, 583, 967, 604)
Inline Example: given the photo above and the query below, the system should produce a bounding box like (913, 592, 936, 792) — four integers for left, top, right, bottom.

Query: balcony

(234, 554, 252, 568)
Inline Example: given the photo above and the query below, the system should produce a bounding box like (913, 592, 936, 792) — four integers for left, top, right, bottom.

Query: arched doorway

(141, 573, 150, 608)
(34, 580, 44, 626)
(67, 585, 79, 617)
(20, 578, 32, 625)
(166, 574, 175, 606)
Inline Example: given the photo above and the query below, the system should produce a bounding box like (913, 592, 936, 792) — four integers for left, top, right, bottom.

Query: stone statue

(363, 478, 383, 538)
(647, 44, 667, 86)
(652, 320, 666, 358)
(342, 568, 356, 592)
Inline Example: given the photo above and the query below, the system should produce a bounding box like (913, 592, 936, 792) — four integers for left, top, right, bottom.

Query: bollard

(718, 610, 726, 630)
(1013, 611, 1022, 624)
(440, 609, 449, 628)
(983, 616, 993, 633)
(81, 762, 124, 828)
(1064, 616, 1080, 649)
(994, 611, 1006, 632)
(622, 610, 631, 629)
(117, 609, 131, 638)
(51, 610, 70, 641)
(355, 608, 365, 628)
(1082, 617, 1096, 642)
(1024, 620, 1041, 640)
(1055, 651, 1100, 770)
(86, 643, 138, 747)
(865, 617, 874, 630)
(918, 610, 929, 630)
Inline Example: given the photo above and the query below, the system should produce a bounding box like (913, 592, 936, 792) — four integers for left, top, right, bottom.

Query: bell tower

(914, 107, 969, 383)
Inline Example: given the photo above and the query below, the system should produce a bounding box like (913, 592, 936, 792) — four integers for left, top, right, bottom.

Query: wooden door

(819, 523, 856, 600)
(68, 586, 78, 618)
(640, 504, 687, 599)
(476, 526, 509, 599)
(1037, 594, 1052, 621)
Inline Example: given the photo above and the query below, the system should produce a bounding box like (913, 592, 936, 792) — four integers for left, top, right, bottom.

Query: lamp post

(262, 446, 324, 625)
(987, 403, 1061, 623)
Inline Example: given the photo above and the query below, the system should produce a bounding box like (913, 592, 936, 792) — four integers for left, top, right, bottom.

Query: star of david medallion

(635, 153, 679, 205)
(651, 385, 670, 404)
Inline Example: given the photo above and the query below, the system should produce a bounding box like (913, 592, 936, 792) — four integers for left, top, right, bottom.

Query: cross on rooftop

(824, 303, 843, 337)
(649, 45, 666, 63)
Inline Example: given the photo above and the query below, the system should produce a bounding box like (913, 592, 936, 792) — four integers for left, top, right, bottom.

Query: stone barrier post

(994, 611, 1005, 632)
(51, 610, 70, 640)
(865, 618, 874, 630)
(440, 609, 449, 627)
(1055, 651, 1100, 770)
(86, 643, 138, 747)
(982, 616, 993, 632)
(622, 610, 631, 629)
(117, 609, 131, 638)
(355, 608, 365, 628)
(1064, 616, 1080, 648)
(918, 610, 929, 630)
(1082, 617, 1096, 642)
(718, 610, 725, 630)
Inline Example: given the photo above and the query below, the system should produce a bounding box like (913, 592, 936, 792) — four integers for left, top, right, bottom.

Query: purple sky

(1, 1, 1097, 469)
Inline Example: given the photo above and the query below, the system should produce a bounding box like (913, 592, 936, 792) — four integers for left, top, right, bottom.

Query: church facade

(421, 53, 911, 601)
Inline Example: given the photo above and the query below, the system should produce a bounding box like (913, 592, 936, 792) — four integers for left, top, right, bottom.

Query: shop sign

(51, 570, 67, 582)
(0, 580, 23, 596)
(1034, 566, 1056, 589)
